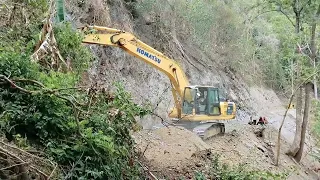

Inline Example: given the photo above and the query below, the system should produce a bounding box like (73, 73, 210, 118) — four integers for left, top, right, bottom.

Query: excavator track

(173, 120, 226, 140)
(193, 122, 225, 140)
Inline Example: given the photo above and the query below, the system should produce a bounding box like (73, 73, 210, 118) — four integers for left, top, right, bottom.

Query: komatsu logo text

(137, 48, 161, 64)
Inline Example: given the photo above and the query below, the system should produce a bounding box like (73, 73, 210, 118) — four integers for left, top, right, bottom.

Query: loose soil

(133, 123, 320, 179)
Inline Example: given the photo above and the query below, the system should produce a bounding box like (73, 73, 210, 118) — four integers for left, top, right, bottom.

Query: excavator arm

(80, 25, 191, 118)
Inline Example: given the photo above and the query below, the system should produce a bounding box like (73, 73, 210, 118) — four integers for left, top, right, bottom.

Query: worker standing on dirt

(248, 116, 268, 125)
(257, 117, 268, 125)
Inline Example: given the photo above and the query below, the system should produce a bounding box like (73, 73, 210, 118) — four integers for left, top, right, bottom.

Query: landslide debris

(133, 124, 320, 179)
(133, 126, 211, 169)
(133, 126, 213, 179)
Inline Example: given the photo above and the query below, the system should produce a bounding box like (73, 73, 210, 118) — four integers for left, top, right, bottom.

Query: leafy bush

(194, 154, 288, 180)
(45, 83, 150, 179)
(0, 1, 151, 179)
(54, 22, 94, 74)
(0, 76, 150, 179)
(0, 0, 47, 53)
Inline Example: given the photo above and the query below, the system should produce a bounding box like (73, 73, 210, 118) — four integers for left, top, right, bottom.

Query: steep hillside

(63, 0, 320, 179)
(1, 0, 319, 179)
(64, 0, 259, 129)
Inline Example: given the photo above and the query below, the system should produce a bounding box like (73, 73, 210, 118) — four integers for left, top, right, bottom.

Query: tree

(259, 0, 319, 164)
(294, 3, 320, 162)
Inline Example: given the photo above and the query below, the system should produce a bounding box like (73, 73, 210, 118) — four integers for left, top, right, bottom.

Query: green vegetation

(0, 0, 319, 179)
(0, 1, 150, 179)
(191, 154, 288, 180)
(134, 0, 319, 92)
(208, 154, 287, 180)
(311, 100, 320, 139)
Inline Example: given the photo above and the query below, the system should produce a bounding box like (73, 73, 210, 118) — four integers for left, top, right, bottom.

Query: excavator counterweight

(79, 25, 236, 139)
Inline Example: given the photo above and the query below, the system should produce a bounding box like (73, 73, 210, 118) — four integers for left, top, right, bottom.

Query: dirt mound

(133, 126, 213, 178)
(133, 126, 211, 168)
(134, 124, 320, 179)
(206, 124, 320, 179)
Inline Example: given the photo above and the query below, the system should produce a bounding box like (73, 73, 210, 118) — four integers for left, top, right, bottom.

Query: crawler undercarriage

(173, 120, 226, 140)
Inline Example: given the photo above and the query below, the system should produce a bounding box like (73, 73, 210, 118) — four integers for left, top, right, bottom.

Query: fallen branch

(0, 146, 26, 165)
(141, 143, 150, 157)
(150, 112, 169, 128)
(13, 78, 46, 88)
(137, 161, 158, 180)
(50, 86, 89, 92)
(30, 164, 48, 179)
(0, 162, 29, 171)
(48, 164, 58, 179)
(0, 74, 87, 113)
(0, 141, 56, 166)
(0, 142, 51, 178)
(150, 112, 183, 129)
(59, 93, 87, 106)
(55, 94, 86, 113)
(0, 74, 35, 94)
(31, 0, 69, 72)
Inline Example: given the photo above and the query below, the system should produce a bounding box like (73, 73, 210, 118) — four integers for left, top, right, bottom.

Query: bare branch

(278, 9, 295, 27)
(31, 0, 70, 72)
(48, 164, 57, 179)
(13, 78, 46, 88)
(137, 161, 159, 180)
(55, 94, 86, 113)
(142, 143, 150, 157)
(0, 162, 29, 171)
(50, 86, 89, 92)
(0, 74, 89, 124)
(298, 0, 312, 14)
(249, 9, 295, 28)
(0, 74, 35, 94)
(0, 141, 56, 166)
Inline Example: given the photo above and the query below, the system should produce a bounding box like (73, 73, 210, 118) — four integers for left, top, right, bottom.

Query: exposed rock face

(65, 0, 276, 129)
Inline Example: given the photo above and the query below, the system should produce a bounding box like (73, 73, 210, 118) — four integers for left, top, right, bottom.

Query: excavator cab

(179, 86, 236, 139)
(182, 86, 230, 116)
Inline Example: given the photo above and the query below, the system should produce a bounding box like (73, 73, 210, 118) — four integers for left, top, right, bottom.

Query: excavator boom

(81, 25, 191, 118)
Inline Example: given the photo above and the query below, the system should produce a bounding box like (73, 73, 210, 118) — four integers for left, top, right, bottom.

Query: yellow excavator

(79, 25, 236, 139)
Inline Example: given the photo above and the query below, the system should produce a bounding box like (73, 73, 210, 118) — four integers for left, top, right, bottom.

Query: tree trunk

(314, 67, 317, 99)
(293, 4, 320, 162)
(294, 82, 312, 162)
(287, 0, 303, 157)
(311, 4, 320, 99)
(294, 14, 300, 33)
(287, 86, 303, 156)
